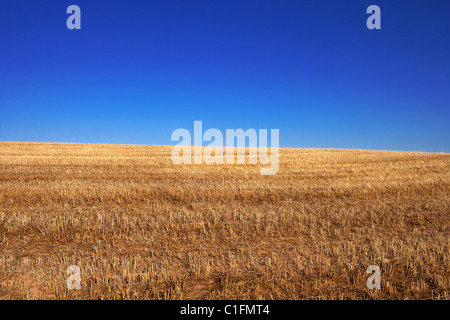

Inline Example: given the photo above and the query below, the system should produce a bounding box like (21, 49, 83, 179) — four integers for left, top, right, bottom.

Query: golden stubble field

(0, 142, 448, 299)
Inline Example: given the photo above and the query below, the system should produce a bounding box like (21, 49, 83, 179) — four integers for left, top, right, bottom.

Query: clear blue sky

(1, 0, 449, 152)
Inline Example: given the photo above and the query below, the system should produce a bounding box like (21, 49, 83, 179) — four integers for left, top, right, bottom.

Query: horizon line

(0, 141, 448, 155)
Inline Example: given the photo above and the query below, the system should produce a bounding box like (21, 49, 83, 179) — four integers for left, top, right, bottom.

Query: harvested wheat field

(0, 142, 448, 300)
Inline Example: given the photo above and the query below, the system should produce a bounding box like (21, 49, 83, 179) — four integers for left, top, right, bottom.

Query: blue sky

(0, 0, 449, 152)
